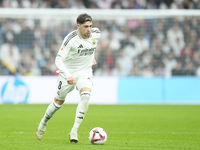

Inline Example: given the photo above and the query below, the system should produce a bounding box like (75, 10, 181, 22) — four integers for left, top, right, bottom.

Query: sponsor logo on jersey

(79, 47, 96, 56)
(60, 45, 65, 50)
(92, 39, 96, 45)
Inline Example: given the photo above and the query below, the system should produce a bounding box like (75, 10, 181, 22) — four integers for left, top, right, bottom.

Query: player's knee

(80, 91, 90, 103)
(80, 87, 91, 94)
(54, 97, 65, 105)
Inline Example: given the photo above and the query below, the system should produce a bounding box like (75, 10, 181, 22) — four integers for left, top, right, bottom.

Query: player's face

(77, 21, 92, 39)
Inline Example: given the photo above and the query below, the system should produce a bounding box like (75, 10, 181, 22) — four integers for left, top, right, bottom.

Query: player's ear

(77, 24, 80, 28)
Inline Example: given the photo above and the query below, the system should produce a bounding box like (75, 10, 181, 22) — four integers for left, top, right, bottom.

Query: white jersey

(55, 27, 101, 79)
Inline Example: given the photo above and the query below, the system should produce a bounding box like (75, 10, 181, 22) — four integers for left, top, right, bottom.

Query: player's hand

(92, 58, 97, 66)
(67, 76, 76, 85)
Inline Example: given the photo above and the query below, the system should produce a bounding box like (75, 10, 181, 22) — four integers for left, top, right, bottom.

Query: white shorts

(55, 74, 93, 100)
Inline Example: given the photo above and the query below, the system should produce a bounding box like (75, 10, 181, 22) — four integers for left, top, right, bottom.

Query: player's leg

(69, 87, 91, 143)
(71, 87, 91, 133)
(69, 76, 93, 143)
(36, 98, 64, 140)
(36, 75, 75, 140)
(40, 98, 64, 124)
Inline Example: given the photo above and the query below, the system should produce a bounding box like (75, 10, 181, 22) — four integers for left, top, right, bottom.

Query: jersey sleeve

(92, 27, 101, 40)
(55, 36, 72, 78)
(92, 27, 101, 59)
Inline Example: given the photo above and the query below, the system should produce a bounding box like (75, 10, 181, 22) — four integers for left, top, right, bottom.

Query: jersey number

(58, 81, 62, 89)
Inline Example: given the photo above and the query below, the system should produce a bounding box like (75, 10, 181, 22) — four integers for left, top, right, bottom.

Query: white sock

(42, 101, 62, 124)
(71, 91, 90, 133)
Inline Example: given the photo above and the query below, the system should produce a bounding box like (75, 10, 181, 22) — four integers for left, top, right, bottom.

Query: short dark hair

(77, 13, 92, 24)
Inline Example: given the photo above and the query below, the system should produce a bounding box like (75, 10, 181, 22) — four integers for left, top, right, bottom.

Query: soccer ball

(88, 127, 107, 145)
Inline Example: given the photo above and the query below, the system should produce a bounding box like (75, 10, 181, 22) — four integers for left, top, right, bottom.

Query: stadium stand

(0, 0, 200, 77)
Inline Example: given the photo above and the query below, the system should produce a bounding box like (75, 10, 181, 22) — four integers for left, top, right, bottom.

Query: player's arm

(91, 27, 100, 67)
(92, 58, 97, 66)
(55, 53, 76, 85)
(55, 41, 76, 85)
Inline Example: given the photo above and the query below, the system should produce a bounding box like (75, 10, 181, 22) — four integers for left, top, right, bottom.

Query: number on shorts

(58, 81, 62, 89)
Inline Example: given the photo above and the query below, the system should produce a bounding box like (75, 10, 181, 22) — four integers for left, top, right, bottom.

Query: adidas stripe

(63, 31, 77, 46)
(91, 28, 100, 33)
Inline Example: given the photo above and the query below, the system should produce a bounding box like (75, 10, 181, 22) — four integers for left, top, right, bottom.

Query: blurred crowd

(0, 0, 200, 77)
(0, 0, 200, 9)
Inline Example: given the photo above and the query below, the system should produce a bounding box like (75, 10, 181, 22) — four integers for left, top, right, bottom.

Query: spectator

(146, 0, 157, 9)
(163, 51, 177, 77)
(2, 21, 17, 44)
(183, 24, 191, 44)
(162, 39, 172, 55)
(111, 62, 123, 76)
(86, 0, 98, 8)
(94, 65, 110, 76)
(97, 0, 112, 9)
(120, 32, 133, 49)
(171, 37, 185, 58)
(154, 20, 165, 42)
(107, 33, 121, 52)
(16, 21, 35, 51)
(111, 0, 125, 9)
(115, 50, 133, 76)
(71, 0, 86, 9)
(137, 0, 147, 8)
(180, 45, 194, 64)
(182, 0, 195, 9)
(0, 41, 21, 75)
(104, 49, 115, 71)
(192, 51, 200, 68)
(183, 61, 195, 76)
(26, 57, 41, 76)
(55, 0, 72, 8)
(172, 61, 185, 76)
(141, 48, 152, 67)
(33, 40, 45, 68)
(195, 0, 200, 9)
(167, 23, 184, 55)
(152, 48, 164, 66)
(154, 62, 165, 76)
(141, 65, 154, 77)
(187, 30, 198, 48)
(0, 7, 200, 77)
(127, 0, 141, 9)
(134, 30, 150, 56)
(129, 64, 141, 76)
(196, 65, 200, 77)
(196, 38, 200, 53)
(19, 49, 32, 74)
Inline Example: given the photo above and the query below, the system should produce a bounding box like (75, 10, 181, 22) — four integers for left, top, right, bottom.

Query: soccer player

(36, 13, 101, 143)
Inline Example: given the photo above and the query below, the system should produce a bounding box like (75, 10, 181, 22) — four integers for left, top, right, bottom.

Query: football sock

(42, 101, 62, 124)
(71, 91, 90, 133)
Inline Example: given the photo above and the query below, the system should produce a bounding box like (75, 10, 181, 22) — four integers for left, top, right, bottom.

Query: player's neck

(78, 30, 88, 39)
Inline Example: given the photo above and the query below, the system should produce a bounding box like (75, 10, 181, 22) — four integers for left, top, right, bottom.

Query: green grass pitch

(0, 104, 199, 150)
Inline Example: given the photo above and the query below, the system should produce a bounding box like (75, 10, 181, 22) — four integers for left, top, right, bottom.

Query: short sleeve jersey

(56, 27, 101, 78)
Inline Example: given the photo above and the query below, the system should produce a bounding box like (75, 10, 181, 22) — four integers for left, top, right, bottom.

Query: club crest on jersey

(92, 39, 96, 45)
(57, 90, 60, 95)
